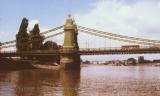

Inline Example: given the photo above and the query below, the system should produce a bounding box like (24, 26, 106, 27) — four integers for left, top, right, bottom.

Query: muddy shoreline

(1, 58, 160, 71)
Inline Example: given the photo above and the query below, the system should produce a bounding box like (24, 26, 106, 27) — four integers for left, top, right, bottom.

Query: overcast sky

(0, 0, 160, 61)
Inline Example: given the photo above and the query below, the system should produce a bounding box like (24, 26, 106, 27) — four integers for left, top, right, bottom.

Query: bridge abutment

(60, 15, 80, 70)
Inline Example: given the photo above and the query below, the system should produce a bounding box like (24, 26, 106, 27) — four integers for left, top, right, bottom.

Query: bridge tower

(60, 15, 80, 69)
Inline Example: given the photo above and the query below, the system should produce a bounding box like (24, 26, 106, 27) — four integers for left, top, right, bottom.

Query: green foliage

(42, 41, 58, 50)
(18, 18, 29, 37)
(30, 24, 44, 50)
(30, 24, 40, 35)
(0, 42, 1, 50)
(16, 17, 30, 51)
(128, 58, 137, 65)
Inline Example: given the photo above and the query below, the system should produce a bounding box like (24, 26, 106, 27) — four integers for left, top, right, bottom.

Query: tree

(42, 41, 58, 50)
(0, 42, 1, 51)
(128, 58, 137, 65)
(30, 24, 44, 50)
(16, 18, 30, 51)
(40, 41, 59, 63)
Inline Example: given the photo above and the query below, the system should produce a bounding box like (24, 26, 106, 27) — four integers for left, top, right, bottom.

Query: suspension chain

(78, 25, 160, 44)
(41, 25, 64, 35)
(79, 29, 156, 46)
(0, 31, 64, 48)
(45, 31, 64, 39)
(1, 25, 64, 46)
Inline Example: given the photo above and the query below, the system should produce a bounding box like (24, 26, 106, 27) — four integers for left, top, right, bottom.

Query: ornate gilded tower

(60, 15, 80, 69)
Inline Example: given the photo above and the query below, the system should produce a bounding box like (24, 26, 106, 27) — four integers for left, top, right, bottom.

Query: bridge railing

(0, 50, 17, 53)
(80, 47, 122, 51)
(1, 46, 160, 55)
(79, 46, 160, 52)
(0, 50, 59, 54)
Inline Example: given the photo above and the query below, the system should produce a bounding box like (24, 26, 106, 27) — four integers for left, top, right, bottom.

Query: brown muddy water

(0, 65, 160, 96)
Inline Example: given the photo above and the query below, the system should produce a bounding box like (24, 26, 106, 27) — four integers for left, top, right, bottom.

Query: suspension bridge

(0, 15, 160, 69)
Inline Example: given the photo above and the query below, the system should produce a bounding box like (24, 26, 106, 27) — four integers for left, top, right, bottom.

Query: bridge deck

(1, 48, 160, 57)
(79, 48, 160, 55)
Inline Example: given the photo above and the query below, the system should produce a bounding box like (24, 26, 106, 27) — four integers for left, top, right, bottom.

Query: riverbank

(0, 58, 36, 70)
(1, 57, 160, 71)
(32, 64, 61, 70)
(0, 58, 62, 70)
(82, 62, 160, 67)
(101, 62, 160, 67)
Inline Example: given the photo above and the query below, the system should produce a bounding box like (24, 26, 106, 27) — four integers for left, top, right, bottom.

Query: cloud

(28, 19, 50, 32)
(28, 20, 39, 31)
(74, 0, 160, 46)
(27, 19, 64, 45)
(74, 0, 160, 60)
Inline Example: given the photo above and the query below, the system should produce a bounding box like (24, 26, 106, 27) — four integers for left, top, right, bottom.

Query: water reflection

(0, 70, 61, 96)
(0, 66, 160, 96)
(60, 70, 80, 96)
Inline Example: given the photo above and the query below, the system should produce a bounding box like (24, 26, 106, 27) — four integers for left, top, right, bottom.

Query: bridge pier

(60, 53, 80, 69)
(60, 15, 80, 70)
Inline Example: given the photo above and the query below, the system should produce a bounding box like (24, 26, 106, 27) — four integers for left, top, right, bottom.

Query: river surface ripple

(0, 65, 160, 96)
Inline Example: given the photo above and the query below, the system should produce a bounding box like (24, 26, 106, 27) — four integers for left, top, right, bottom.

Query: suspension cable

(0, 31, 64, 49)
(78, 25, 160, 44)
(0, 44, 16, 48)
(1, 25, 64, 46)
(79, 29, 155, 46)
(1, 40, 16, 45)
(45, 31, 64, 39)
(41, 25, 64, 35)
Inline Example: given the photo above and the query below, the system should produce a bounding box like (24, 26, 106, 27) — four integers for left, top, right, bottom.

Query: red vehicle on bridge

(121, 45, 140, 49)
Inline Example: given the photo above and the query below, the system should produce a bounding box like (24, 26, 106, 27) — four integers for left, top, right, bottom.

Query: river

(0, 65, 160, 96)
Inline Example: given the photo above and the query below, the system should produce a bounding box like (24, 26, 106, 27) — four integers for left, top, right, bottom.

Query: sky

(0, 0, 97, 41)
(0, 0, 160, 61)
